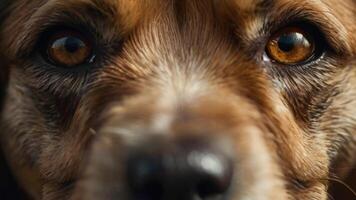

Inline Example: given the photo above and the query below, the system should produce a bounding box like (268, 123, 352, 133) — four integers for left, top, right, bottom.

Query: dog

(0, 0, 355, 199)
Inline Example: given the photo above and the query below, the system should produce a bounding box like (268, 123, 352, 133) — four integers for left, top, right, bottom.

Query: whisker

(89, 128, 97, 135)
(320, 177, 356, 198)
(326, 192, 336, 200)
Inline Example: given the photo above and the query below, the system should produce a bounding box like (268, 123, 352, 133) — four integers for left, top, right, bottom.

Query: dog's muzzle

(73, 94, 285, 200)
(74, 125, 236, 200)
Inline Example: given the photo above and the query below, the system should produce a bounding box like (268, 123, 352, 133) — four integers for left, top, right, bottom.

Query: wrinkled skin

(0, 0, 355, 200)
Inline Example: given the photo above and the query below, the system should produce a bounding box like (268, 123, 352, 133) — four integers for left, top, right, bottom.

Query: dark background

(0, 150, 29, 200)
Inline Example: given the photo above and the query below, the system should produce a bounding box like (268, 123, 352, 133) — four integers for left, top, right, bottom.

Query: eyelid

(12, 6, 101, 59)
(16, 21, 95, 60)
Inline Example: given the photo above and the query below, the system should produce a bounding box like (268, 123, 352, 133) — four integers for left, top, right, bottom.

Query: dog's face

(1, 0, 356, 200)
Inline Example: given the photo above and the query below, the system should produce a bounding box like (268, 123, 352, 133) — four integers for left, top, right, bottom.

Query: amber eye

(46, 30, 93, 67)
(266, 27, 315, 65)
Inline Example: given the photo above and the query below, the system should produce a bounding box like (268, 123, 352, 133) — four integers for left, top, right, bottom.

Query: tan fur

(0, 0, 355, 200)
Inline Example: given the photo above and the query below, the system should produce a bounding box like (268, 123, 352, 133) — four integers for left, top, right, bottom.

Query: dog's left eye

(44, 30, 94, 67)
(265, 26, 316, 65)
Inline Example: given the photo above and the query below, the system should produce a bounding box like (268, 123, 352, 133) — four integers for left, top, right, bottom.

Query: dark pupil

(63, 36, 84, 53)
(277, 33, 301, 52)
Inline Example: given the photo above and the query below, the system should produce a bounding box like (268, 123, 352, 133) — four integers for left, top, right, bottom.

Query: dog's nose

(126, 139, 234, 200)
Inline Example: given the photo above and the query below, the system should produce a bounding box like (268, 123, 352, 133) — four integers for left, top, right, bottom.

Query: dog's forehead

(6, 0, 352, 21)
(216, 0, 272, 12)
(4, 0, 356, 23)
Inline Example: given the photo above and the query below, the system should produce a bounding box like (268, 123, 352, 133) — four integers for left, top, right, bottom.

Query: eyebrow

(216, 0, 275, 18)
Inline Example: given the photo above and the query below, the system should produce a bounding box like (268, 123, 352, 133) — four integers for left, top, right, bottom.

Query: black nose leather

(126, 140, 234, 200)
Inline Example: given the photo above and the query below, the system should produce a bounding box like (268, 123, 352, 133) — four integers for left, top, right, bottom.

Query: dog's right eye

(44, 30, 94, 67)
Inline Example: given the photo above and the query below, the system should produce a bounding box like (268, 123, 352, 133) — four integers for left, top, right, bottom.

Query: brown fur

(0, 0, 355, 199)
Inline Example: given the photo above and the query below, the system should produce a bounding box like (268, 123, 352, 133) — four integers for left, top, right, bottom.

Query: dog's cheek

(321, 68, 356, 176)
(0, 84, 45, 198)
(72, 133, 130, 200)
(252, 86, 332, 199)
(0, 68, 89, 198)
(0, 55, 8, 111)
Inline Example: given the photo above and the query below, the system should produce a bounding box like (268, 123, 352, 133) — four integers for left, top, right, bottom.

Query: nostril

(197, 178, 225, 198)
(127, 154, 164, 200)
